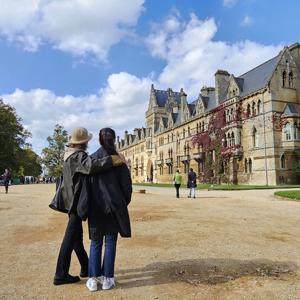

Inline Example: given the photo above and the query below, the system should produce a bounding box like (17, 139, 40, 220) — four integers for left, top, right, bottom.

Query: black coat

(86, 147, 132, 239)
(187, 171, 197, 188)
(58, 150, 113, 214)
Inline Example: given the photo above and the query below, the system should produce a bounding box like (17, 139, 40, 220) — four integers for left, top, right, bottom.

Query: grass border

(133, 183, 300, 191)
(274, 190, 300, 202)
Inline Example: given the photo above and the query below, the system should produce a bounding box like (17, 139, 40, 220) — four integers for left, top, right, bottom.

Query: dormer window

(282, 71, 287, 87)
(247, 104, 251, 118)
(252, 102, 256, 116)
(257, 100, 261, 114)
(288, 72, 294, 88)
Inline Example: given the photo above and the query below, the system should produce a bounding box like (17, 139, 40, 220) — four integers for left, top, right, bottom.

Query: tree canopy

(41, 124, 68, 176)
(0, 99, 42, 176)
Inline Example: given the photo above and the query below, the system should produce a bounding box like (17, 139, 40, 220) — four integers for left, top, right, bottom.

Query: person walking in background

(187, 168, 197, 198)
(53, 127, 124, 286)
(2, 169, 11, 194)
(173, 169, 182, 198)
(82, 128, 132, 292)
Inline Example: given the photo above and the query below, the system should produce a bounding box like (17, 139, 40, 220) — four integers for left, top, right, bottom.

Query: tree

(42, 124, 68, 176)
(0, 99, 30, 173)
(17, 147, 42, 177)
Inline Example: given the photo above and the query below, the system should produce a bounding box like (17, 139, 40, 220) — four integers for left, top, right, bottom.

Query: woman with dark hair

(85, 128, 132, 292)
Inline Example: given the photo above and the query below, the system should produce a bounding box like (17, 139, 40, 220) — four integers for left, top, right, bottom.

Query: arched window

(247, 104, 251, 117)
(252, 127, 258, 147)
(231, 132, 235, 145)
(244, 158, 248, 173)
(196, 123, 199, 133)
(288, 72, 293, 88)
(183, 128, 185, 138)
(282, 71, 287, 87)
(202, 121, 205, 132)
(252, 102, 256, 116)
(223, 111, 226, 123)
(284, 123, 292, 140)
(188, 127, 191, 136)
(249, 158, 252, 173)
(280, 154, 286, 169)
(294, 122, 298, 139)
(227, 110, 230, 121)
(231, 108, 234, 120)
(257, 100, 261, 115)
(223, 136, 227, 148)
(227, 132, 231, 146)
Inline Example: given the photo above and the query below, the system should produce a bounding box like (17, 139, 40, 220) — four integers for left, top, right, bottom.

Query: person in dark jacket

(53, 127, 124, 286)
(2, 169, 11, 194)
(187, 168, 197, 198)
(85, 127, 132, 292)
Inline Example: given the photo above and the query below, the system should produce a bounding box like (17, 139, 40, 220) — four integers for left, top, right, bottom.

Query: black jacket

(187, 171, 197, 188)
(60, 150, 113, 214)
(86, 147, 132, 239)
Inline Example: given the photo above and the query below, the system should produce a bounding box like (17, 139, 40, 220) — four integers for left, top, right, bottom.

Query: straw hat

(68, 127, 93, 145)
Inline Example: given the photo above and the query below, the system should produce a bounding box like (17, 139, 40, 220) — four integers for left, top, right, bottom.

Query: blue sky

(0, 0, 299, 153)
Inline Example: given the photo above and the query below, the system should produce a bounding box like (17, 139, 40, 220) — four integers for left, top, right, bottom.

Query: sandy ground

(0, 184, 300, 300)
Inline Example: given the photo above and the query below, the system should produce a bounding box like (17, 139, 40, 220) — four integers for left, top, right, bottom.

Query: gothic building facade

(117, 43, 300, 185)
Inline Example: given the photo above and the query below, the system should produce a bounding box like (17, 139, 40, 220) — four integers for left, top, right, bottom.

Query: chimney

(215, 70, 230, 104)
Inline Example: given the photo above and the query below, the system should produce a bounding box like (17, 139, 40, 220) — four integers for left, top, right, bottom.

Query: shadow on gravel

(116, 258, 297, 288)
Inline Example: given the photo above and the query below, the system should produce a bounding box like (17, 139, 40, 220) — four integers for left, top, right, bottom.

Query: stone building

(117, 43, 300, 185)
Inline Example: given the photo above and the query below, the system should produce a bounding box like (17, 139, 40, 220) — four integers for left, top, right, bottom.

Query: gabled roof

(171, 113, 178, 123)
(237, 55, 281, 97)
(233, 77, 244, 92)
(188, 103, 196, 116)
(154, 89, 181, 107)
(283, 103, 300, 116)
(162, 117, 168, 128)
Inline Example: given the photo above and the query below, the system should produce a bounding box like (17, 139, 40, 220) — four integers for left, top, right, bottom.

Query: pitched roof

(283, 103, 300, 116)
(154, 89, 181, 107)
(237, 55, 281, 97)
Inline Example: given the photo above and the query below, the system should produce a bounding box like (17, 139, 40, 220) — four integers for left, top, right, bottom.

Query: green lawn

(133, 183, 300, 190)
(274, 190, 300, 201)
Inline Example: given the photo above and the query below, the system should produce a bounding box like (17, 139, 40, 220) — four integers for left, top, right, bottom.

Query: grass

(133, 182, 300, 190)
(274, 190, 300, 201)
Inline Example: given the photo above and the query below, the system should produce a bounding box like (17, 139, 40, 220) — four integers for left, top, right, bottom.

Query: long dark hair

(99, 128, 117, 155)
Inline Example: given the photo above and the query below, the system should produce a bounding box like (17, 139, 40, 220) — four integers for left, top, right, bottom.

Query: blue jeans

(88, 234, 118, 278)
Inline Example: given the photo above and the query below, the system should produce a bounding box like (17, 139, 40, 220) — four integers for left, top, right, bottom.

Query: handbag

(49, 175, 68, 213)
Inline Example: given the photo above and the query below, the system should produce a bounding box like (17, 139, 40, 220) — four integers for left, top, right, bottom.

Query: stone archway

(146, 160, 153, 182)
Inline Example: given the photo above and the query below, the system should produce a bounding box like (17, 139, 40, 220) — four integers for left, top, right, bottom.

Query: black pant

(4, 181, 9, 193)
(174, 184, 181, 198)
(55, 213, 89, 278)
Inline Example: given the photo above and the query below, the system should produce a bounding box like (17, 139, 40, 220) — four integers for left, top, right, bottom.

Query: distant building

(117, 43, 300, 185)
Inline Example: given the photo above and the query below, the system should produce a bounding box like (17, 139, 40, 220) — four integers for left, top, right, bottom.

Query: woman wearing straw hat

(53, 127, 124, 286)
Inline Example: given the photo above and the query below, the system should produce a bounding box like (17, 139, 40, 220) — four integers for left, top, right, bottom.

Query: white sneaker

(86, 277, 98, 292)
(102, 277, 115, 290)
(96, 276, 104, 285)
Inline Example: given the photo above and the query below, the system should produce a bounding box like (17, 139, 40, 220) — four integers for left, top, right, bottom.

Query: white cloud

(1, 73, 151, 154)
(0, 0, 145, 60)
(241, 15, 253, 26)
(146, 13, 282, 97)
(223, 0, 239, 7)
(1, 12, 284, 155)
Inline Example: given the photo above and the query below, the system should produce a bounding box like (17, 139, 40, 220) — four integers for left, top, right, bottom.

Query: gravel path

(0, 184, 300, 299)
